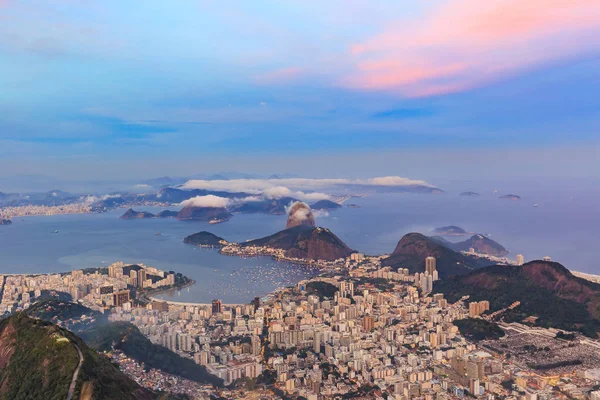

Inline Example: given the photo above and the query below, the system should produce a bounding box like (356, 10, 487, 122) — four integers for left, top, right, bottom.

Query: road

(66, 344, 84, 400)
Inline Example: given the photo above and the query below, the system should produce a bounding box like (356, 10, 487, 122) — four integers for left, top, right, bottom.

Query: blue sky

(0, 0, 599, 182)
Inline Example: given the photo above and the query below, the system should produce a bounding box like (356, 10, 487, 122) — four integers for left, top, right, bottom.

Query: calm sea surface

(0, 189, 598, 302)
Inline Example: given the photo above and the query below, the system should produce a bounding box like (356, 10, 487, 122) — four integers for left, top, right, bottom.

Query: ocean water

(0, 189, 598, 303)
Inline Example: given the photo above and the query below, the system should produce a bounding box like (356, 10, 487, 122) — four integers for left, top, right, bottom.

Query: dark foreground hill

(434, 261, 600, 337)
(184, 231, 228, 247)
(242, 225, 355, 261)
(80, 322, 223, 387)
(382, 233, 492, 278)
(0, 314, 155, 400)
(25, 299, 108, 332)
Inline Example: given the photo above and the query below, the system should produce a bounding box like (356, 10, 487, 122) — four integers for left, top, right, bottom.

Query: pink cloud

(254, 67, 303, 84)
(345, 0, 600, 96)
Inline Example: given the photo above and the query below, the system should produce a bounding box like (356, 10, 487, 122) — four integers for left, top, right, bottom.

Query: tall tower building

(137, 269, 147, 288)
(516, 254, 524, 266)
(212, 299, 222, 314)
(425, 257, 437, 276)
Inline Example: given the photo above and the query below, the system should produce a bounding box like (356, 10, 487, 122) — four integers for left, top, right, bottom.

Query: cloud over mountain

(180, 195, 230, 208)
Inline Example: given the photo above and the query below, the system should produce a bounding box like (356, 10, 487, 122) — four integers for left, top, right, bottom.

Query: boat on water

(533, 203, 539, 207)
(52, 229, 59, 234)
(209, 218, 228, 225)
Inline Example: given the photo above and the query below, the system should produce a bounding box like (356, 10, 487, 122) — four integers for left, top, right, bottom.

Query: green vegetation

(306, 281, 338, 300)
(354, 277, 395, 292)
(555, 331, 576, 340)
(434, 262, 600, 337)
(0, 313, 154, 400)
(454, 318, 505, 341)
(25, 299, 108, 332)
(80, 321, 223, 387)
(382, 233, 493, 278)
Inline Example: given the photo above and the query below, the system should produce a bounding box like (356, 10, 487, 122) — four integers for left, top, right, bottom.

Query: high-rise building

(543, 256, 552, 261)
(425, 257, 437, 276)
(516, 254, 524, 266)
(113, 290, 130, 307)
(137, 269, 147, 288)
(362, 315, 374, 332)
(212, 299, 222, 314)
(339, 281, 354, 298)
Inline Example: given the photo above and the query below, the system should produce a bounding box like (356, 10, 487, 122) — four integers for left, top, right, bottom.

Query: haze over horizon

(1, 1, 599, 183)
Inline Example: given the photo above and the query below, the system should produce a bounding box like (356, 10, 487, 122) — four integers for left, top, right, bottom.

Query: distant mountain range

(0, 313, 155, 399)
(434, 261, 600, 337)
(382, 233, 493, 278)
(176, 206, 232, 222)
(229, 197, 296, 215)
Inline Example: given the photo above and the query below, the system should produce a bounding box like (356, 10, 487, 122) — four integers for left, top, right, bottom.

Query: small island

(500, 194, 521, 200)
(184, 231, 228, 248)
(311, 199, 342, 210)
(0, 219, 12, 225)
(459, 191, 480, 197)
(157, 210, 178, 218)
(120, 208, 156, 219)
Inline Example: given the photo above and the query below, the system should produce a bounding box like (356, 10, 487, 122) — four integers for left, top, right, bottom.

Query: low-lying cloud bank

(180, 195, 231, 208)
(181, 176, 433, 199)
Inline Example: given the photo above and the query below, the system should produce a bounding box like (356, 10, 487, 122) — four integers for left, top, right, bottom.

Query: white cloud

(180, 195, 230, 208)
(181, 176, 432, 195)
(262, 186, 330, 201)
(83, 194, 122, 204)
(133, 184, 151, 189)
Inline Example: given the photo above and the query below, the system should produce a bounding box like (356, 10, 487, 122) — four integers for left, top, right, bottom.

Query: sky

(1, 0, 599, 184)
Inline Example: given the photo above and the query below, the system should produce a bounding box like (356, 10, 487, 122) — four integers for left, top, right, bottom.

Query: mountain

(286, 202, 316, 229)
(120, 208, 156, 219)
(242, 225, 355, 261)
(500, 194, 521, 200)
(157, 210, 178, 218)
(229, 197, 297, 215)
(460, 191, 480, 197)
(0, 314, 155, 400)
(311, 199, 342, 210)
(434, 261, 600, 337)
(80, 322, 223, 387)
(432, 226, 467, 236)
(176, 206, 232, 221)
(184, 231, 228, 247)
(382, 233, 492, 278)
(449, 234, 509, 257)
(0, 219, 11, 225)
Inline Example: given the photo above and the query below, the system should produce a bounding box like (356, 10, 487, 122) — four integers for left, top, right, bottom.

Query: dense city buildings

(5, 255, 600, 399)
